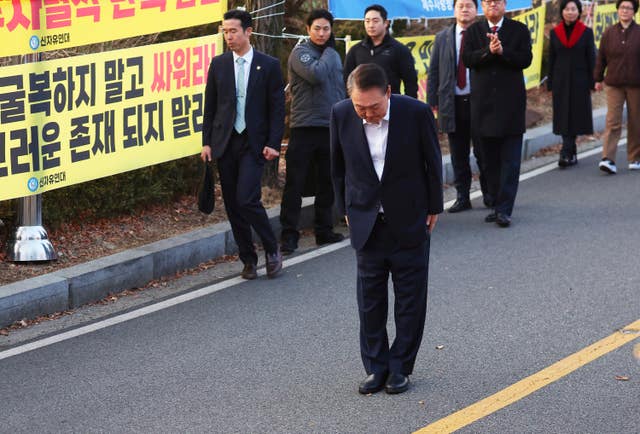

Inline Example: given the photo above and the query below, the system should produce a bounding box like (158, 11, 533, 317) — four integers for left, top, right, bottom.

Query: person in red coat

(547, 0, 596, 168)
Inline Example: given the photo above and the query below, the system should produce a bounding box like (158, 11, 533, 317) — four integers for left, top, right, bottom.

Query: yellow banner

(0, 0, 227, 58)
(0, 33, 223, 201)
(593, 3, 618, 47)
(513, 3, 545, 89)
(347, 35, 435, 102)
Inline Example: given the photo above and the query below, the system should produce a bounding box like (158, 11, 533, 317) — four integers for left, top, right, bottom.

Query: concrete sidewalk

(0, 108, 612, 327)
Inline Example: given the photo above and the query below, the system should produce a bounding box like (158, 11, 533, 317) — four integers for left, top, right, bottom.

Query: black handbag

(197, 161, 216, 214)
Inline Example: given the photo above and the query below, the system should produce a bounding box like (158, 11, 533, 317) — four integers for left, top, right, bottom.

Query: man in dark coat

(462, 0, 532, 227)
(331, 64, 443, 395)
(201, 9, 285, 279)
(428, 0, 492, 212)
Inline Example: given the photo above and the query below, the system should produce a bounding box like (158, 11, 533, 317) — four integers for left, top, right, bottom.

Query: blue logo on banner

(27, 177, 39, 192)
(30, 36, 40, 50)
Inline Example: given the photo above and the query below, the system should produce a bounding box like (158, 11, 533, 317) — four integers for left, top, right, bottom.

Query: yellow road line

(415, 319, 640, 434)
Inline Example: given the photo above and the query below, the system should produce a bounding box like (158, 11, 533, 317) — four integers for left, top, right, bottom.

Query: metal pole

(5, 52, 57, 262)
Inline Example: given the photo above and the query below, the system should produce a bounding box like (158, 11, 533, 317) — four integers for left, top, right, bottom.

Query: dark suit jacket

(462, 18, 532, 137)
(330, 95, 443, 251)
(427, 24, 458, 133)
(202, 50, 285, 159)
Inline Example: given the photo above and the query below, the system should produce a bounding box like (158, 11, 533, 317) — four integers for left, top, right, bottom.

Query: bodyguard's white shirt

(363, 99, 391, 211)
(455, 24, 471, 95)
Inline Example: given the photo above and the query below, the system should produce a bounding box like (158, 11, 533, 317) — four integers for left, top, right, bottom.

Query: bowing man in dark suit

(201, 9, 285, 279)
(330, 64, 443, 395)
(462, 0, 532, 227)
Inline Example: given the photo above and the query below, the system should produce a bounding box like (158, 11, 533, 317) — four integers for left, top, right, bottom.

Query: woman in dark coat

(547, 0, 596, 167)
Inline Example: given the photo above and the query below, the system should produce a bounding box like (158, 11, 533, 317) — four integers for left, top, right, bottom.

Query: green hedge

(0, 156, 201, 231)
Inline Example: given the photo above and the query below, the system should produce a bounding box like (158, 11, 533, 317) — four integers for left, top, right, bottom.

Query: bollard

(5, 51, 57, 262)
(6, 195, 57, 262)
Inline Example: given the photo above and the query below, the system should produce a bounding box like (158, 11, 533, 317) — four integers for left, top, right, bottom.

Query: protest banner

(0, 0, 227, 58)
(0, 33, 223, 201)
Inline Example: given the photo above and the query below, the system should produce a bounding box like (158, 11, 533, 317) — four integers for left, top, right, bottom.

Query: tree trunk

(244, 0, 285, 188)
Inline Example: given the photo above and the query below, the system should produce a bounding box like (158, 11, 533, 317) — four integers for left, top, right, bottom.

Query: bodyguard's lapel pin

(257, 65, 261, 70)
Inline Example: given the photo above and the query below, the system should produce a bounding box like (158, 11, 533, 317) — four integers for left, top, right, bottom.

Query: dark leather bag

(197, 161, 216, 214)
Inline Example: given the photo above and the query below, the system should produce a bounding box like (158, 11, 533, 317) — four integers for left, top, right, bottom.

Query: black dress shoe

(495, 213, 511, 228)
(558, 156, 570, 167)
(241, 263, 257, 280)
(484, 212, 497, 223)
(567, 154, 578, 166)
(265, 250, 283, 278)
(358, 372, 388, 394)
(315, 231, 344, 246)
(385, 373, 410, 394)
(448, 199, 472, 213)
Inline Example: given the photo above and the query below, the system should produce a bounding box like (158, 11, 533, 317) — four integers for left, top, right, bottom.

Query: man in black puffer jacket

(343, 4, 418, 98)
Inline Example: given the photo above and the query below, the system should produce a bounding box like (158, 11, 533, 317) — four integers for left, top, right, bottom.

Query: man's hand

(487, 32, 503, 55)
(344, 215, 349, 227)
(201, 145, 212, 162)
(426, 214, 438, 232)
(263, 146, 280, 161)
(595, 82, 603, 91)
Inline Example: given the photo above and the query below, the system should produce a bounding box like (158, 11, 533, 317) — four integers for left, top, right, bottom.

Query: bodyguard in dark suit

(201, 9, 284, 279)
(462, 0, 532, 227)
(330, 64, 443, 395)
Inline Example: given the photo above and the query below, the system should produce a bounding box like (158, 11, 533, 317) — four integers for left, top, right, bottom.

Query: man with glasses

(343, 4, 418, 98)
(462, 0, 532, 227)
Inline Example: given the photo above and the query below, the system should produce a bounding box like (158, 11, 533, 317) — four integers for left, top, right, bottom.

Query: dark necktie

(492, 25, 499, 33)
(457, 30, 466, 90)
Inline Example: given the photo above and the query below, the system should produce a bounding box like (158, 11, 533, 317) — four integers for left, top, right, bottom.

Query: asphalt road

(1, 149, 639, 433)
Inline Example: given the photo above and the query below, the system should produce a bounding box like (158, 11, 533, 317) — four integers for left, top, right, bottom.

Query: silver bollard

(6, 195, 57, 262)
(4, 51, 57, 262)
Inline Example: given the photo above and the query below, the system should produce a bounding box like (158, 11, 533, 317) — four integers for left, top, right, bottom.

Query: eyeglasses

(618, 5, 635, 10)
(482, 0, 504, 4)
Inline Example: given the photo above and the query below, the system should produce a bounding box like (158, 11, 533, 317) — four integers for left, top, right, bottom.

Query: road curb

(0, 110, 611, 327)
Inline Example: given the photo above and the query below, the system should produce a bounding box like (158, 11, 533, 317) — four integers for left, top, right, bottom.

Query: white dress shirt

(363, 99, 391, 211)
(455, 24, 471, 96)
(487, 17, 505, 32)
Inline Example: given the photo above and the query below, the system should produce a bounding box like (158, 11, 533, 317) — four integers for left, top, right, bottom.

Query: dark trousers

(217, 131, 277, 265)
(448, 95, 489, 200)
(480, 135, 523, 216)
(355, 215, 430, 375)
(561, 135, 577, 158)
(280, 127, 334, 240)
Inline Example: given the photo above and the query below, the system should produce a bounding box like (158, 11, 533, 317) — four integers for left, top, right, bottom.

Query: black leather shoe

(385, 373, 410, 394)
(485, 212, 497, 223)
(358, 372, 388, 394)
(558, 156, 570, 167)
(280, 236, 298, 256)
(567, 154, 578, 166)
(496, 213, 511, 228)
(315, 231, 344, 246)
(265, 250, 283, 278)
(448, 199, 472, 213)
(241, 263, 257, 280)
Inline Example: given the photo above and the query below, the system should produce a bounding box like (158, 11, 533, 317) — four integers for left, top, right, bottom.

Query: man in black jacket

(462, 0, 532, 227)
(343, 4, 418, 98)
